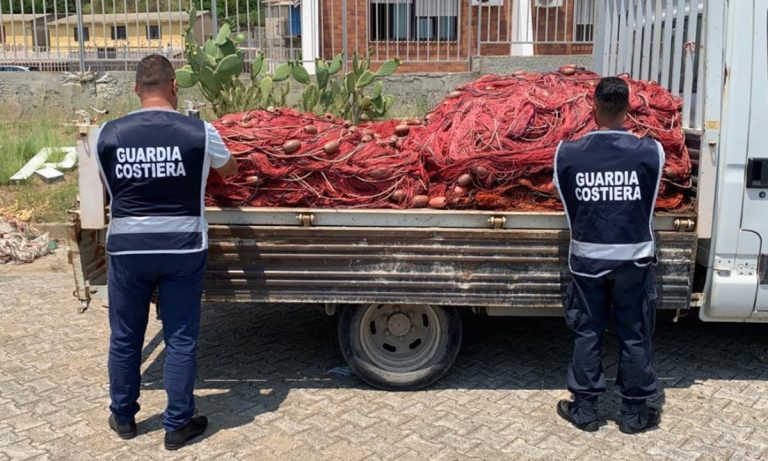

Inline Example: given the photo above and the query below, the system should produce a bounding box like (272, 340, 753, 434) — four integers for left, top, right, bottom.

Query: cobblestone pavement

(3, 252, 768, 460)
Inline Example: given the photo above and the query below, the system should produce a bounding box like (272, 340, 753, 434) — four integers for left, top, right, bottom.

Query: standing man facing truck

(553, 77, 663, 434)
(96, 55, 238, 450)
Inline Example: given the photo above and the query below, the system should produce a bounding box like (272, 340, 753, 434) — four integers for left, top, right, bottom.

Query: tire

(338, 304, 463, 391)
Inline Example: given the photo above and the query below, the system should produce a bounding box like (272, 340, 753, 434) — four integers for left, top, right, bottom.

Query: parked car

(0, 65, 39, 72)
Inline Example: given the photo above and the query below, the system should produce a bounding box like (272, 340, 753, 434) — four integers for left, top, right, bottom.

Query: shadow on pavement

(139, 303, 768, 435)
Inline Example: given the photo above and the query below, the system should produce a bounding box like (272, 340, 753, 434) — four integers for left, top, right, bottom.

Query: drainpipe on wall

(300, 0, 319, 73)
(510, 0, 534, 56)
(341, 0, 348, 72)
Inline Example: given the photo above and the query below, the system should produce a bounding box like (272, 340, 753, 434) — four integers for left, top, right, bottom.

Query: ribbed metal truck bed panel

(204, 224, 696, 310)
(71, 209, 697, 311)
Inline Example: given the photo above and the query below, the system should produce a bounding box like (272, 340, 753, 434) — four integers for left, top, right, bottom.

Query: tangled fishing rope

(207, 69, 691, 211)
(0, 217, 50, 264)
(208, 109, 428, 208)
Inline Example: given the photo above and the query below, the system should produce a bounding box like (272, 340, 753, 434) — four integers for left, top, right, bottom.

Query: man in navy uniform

(554, 77, 663, 434)
(97, 55, 238, 449)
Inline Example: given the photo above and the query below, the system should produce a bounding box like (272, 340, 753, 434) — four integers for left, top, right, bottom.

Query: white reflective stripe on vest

(570, 239, 655, 260)
(109, 216, 204, 234)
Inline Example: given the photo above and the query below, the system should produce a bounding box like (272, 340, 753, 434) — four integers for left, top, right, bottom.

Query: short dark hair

(135, 54, 175, 89)
(594, 77, 629, 119)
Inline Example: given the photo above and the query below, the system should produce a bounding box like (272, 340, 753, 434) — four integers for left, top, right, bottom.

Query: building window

(0, 26, 5, 43)
(111, 25, 127, 40)
(97, 47, 117, 59)
(73, 27, 90, 42)
(370, 1, 411, 41)
(574, 0, 595, 43)
(416, 16, 457, 41)
(369, 0, 458, 42)
(147, 25, 161, 40)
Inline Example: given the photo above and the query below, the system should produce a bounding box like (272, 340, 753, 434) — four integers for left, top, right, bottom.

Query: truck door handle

(747, 158, 768, 188)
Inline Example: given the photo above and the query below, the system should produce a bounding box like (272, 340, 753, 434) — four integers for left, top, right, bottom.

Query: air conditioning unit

(471, 0, 503, 6)
(535, 0, 564, 7)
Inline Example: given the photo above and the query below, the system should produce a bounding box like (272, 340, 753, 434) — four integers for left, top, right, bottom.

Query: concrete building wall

(471, 53, 592, 74)
(321, 0, 474, 73)
(48, 22, 187, 51)
(1, 19, 50, 50)
(319, 0, 590, 72)
(0, 54, 594, 122)
(0, 70, 471, 122)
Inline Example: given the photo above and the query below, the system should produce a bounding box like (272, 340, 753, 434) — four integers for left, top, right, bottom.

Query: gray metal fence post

(211, 0, 219, 37)
(476, 3, 481, 57)
(75, 0, 86, 73)
(341, 0, 348, 72)
(467, 0, 473, 71)
(592, 0, 606, 72)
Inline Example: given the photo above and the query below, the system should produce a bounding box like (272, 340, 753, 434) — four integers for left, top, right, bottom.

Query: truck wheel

(338, 304, 462, 391)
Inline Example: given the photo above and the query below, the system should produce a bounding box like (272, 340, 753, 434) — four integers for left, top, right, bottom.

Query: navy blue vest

(97, 110, 208, 255)
(555, 130, 663, 277)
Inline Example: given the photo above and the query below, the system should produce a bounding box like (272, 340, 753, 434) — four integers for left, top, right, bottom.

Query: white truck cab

(699, 0, 768, 320)
(594, 0, 768, 321)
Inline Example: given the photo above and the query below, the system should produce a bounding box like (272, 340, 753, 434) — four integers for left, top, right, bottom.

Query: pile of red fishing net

(206, 69, 691, 211)
(207, 109, 428, 208)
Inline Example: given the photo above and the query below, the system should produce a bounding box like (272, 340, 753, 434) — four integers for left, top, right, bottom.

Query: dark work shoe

(556, 400, 600, 432)
(108, 414, 137, 440)
(619, 406, 661, 434)
(164, 416, 208, 451)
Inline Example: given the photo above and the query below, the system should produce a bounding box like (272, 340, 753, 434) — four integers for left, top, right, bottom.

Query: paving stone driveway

(2, 252, 768, 460)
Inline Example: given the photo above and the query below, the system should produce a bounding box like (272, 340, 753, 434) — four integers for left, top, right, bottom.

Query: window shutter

(415, 0, 457, 17)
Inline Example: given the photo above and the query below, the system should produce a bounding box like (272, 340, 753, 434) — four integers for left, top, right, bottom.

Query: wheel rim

(358, 304, 442, 372)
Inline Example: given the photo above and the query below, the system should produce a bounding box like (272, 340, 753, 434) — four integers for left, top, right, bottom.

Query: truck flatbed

(70, 208, 698, 312)
(204, 208, 697, 310)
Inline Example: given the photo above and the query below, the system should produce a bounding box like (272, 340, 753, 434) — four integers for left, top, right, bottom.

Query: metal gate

(592, 0, 709, 130)
(0, 0, 303, 71)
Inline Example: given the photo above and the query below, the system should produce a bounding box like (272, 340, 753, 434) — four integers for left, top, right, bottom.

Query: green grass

(46, 148, 69, 164)
(0, 99, 427, 223)
(0, 120, 79, 223)
(414, 95, 432, 119)
(1, 177, 79, 223)
(0, 120, 72, 184)
(99, 96, 142, 124)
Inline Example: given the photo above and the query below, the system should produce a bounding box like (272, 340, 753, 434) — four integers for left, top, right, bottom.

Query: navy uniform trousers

(107, 251, 207, 431)
(564, 263, 658, 426)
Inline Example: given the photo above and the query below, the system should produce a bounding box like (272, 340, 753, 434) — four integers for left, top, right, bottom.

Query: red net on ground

(206, 70, 692, 211)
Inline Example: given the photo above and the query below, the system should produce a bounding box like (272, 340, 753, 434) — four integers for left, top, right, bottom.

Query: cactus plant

(176, 10, 400, 122)
(176, 8, 292, 117)
(298, 49, 400, 123)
